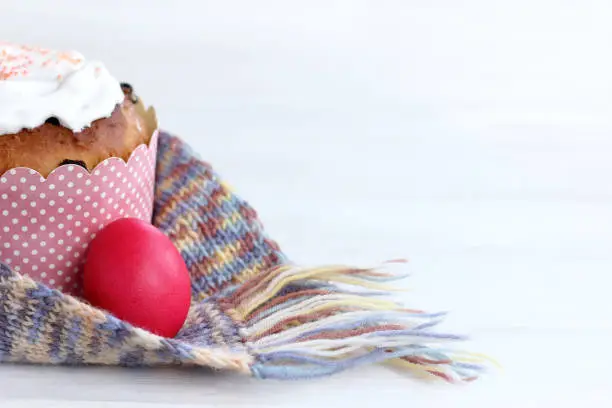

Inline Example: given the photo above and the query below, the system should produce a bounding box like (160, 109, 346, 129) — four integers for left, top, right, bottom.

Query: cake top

(0, 42, 124, 135)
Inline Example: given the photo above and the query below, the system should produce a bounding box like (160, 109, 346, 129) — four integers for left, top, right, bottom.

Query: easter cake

(0, 42, 158, 294)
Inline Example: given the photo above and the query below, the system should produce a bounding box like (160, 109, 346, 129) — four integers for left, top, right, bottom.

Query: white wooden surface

(1, 1, 612, 406)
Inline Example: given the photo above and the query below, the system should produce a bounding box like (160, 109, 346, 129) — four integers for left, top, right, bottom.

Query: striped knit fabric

(153, 133, 285, 300)
(0, 131, 487, 381)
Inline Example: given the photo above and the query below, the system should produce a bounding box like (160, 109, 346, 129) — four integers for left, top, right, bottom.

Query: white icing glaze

(0, 42, 124, 135)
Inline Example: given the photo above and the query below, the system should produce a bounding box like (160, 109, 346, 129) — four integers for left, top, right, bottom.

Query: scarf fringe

(222, 261, 487, 381)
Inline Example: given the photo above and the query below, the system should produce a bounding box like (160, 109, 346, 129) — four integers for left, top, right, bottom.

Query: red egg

(83, 218, 191, 338)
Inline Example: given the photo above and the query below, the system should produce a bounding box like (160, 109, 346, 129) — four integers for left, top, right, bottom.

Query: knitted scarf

(0, 131, 486, 381)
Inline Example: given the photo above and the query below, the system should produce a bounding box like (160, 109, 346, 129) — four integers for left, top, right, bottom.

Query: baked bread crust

(0, 85, 153, 176)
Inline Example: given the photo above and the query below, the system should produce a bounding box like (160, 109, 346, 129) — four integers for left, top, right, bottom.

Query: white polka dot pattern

(0, 131, 158, 296)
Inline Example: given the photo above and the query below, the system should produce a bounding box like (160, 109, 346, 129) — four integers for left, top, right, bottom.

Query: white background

(1, 0, 612, 406)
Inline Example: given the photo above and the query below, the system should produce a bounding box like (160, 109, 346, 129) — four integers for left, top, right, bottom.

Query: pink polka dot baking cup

(0, 130, 158, 296)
